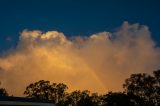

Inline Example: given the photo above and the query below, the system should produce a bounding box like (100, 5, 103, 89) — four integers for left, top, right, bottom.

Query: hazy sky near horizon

(0, 0, 160, 51)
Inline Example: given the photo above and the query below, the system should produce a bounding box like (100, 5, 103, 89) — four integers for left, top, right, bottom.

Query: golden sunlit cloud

(0, 22, 160, 96)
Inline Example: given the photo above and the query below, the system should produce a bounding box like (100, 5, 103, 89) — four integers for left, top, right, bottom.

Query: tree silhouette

(0, 88, 8, 96)
(55, 83, 68, 105)
(89, 93, 105, 106)
(0, 81, 8, 96)
(24, 80, 51, 100)
(123, 70, 160, 106)
(64, 90, 100, 106)
(104, 92, 134, 106)
(22, 69, 160, 106)
(24, 80, 68, 104)
(153, 70, 160, 106)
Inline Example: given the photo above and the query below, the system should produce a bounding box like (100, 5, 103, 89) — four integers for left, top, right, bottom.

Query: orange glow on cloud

(0, 22, 160, 96)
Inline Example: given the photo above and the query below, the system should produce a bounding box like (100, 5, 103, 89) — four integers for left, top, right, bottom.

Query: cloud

(0, 22, 160, 96)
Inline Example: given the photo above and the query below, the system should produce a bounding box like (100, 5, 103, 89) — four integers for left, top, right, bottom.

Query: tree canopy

(1, 69, 160, 106)
(104, 92, 134, 106)
(0, 81, 8, 96)
(123, 70, 160, 106)
(24, 80, 68, 104)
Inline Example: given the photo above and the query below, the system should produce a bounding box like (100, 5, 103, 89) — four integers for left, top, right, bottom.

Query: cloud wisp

(0, 22, 160, 96)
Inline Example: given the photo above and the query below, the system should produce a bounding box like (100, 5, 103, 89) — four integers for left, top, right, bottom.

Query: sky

(0, 0, 160, 51)
(0, 0, 160, 96)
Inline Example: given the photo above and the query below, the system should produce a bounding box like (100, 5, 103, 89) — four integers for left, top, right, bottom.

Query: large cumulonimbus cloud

(0, 22, 160, 96)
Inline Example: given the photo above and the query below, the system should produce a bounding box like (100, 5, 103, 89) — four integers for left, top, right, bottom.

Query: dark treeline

(0, 70, 160, 106)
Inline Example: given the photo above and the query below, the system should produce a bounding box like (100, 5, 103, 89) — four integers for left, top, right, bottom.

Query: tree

(0, 88, 8, 96)
(104, 92, 134, 106)
(64, 90, 94, 106)
(0, 81, 8, 96)
(55, 83, 68, 105)
(153, 70, 160, 105)
(24, 80, 68, 104)
(24, 80, 52, 100)
(77, 90, 92, 106)
(90, 93, 105, 106)
(123, 72, 158, 106)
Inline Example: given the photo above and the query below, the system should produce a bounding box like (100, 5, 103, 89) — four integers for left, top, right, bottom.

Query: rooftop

(0, 96, 54, 106)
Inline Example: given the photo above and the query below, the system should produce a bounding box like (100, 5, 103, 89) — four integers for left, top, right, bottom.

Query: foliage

(23, 69, 160, 106)
(0, 88, 8, 96)
(104, 92, 134, 106)
(24, 80, 68, 104)
(0, 81, 8, 96)
(123, 70, 160, 106)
